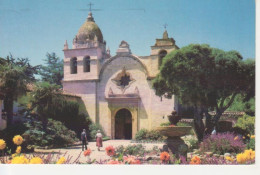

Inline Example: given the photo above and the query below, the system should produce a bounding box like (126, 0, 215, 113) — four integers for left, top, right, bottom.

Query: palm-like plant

(0, 55, 38, 126)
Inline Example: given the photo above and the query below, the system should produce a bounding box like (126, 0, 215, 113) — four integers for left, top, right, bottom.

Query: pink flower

(123, 155, 141, 164)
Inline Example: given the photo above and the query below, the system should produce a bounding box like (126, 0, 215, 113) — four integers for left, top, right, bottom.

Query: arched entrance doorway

(115, 108, 132, 139)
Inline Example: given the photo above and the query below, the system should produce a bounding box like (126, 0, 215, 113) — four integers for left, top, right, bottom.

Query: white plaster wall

(97, 56, 175, 135)
(63, 47, 104, 81)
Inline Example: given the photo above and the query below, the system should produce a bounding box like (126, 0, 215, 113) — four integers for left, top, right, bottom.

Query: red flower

(160, 152, 170, 163)
(84, 148, 91, 157)
(105, 146, 115, 157)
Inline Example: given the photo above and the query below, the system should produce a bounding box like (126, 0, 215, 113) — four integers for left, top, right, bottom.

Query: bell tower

(150, 24, 179, 69)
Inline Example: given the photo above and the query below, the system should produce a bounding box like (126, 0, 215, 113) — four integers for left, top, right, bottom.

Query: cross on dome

(163, 23, 168, 30)
(88, 2, 93, 12)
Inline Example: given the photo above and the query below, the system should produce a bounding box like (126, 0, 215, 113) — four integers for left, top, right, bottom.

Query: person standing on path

(81, 129, 88, 151)
(95, 130, 103, 151)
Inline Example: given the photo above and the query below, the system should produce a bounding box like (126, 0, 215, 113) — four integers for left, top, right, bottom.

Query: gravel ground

(33, 140, 164, 164)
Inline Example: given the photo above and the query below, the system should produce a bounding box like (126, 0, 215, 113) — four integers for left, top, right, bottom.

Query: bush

(183, 135, 199, 152)
(89, 123, 106, 140)
(160, 122, 170, 126)
(199, 132, 246, 155)
(115, 144, 146, 156)
(24, 119, 78, 148)
(135, 129, 148, 140)
(134, 129, 163, 141)
(235, 115, 255, 135)
(40, 99, 91, 138)
(246, 138, 255, 150)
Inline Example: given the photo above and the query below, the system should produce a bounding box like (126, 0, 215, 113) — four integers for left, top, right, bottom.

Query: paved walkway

(34, 140, 164, 164)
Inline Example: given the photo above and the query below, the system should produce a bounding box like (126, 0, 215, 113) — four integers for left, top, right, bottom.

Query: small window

(70, 57, 77, 74)
(158, 50, 167, 68)
(83, 56, 90, 72)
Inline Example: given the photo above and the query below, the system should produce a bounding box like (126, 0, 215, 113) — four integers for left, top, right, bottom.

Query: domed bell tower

(63, 11, 108, 82)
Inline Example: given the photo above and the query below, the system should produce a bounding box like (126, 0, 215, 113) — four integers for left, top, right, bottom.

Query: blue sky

(0, 0, 255, 66)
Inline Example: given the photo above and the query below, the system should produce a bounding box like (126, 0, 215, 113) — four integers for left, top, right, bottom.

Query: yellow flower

(56, 157, 66, 164)
(247, 134, 250, 137)
(244, 149, 255, 161)
(11, 156, 29, 164)
(16, 146, 22, 154)
(234, 136, 239, 141)
(30, 157, 43, 164)
(225, 156, 234, 162)
(0, 139, 6, 150)
(12, 153, 18, 158)
(236, 153, 247, 164)
(251, 135, 255, 139)
(13, 135, 23, 145)
(243, 136, 245, 139)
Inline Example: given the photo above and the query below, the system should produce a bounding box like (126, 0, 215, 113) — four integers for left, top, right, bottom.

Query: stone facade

(62, 12, 179, 139)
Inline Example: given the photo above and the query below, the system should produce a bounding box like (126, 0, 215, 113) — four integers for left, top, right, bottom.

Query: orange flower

(107, 160, 122, 164)
(190, 156, 201, 165)
(84, 148, 91, 157)
(160, 152, 170, 163)
(105, 146, 115, 157)
(123, 155, 141, 164)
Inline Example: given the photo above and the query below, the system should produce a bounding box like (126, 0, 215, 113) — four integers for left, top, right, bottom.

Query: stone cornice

(62, 79, 99, 83)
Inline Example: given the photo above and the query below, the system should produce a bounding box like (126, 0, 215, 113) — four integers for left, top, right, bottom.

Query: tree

(0, 55, 38, 126)
(39, 52, 63, 86)
(29, 82, 63, 130)
(153, 44, 255, 141)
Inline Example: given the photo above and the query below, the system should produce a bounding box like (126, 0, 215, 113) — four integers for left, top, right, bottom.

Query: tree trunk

(204, 110, 214, 135)
(213, 110, 224, 130)
(193, 107, 205, 142)
(4, 97, 14, 127)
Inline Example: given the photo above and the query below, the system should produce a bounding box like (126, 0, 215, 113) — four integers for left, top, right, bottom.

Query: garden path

(34, 140, 164, 164)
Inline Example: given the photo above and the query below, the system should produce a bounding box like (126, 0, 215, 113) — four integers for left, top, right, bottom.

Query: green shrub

(246, 138, 255, 150)
(89, 123, 106, 140)
(183, 135, 199, 152)
(235, 115, 255, 135)
(135, 129, 148, 140)
(160, 122, 170, 126)
(146, 130, 163, 141)
(134, 129, 163, 141)
(177, 122, 191, 127)
(24, 119, 78, 148)
(115, 144, 146, 156)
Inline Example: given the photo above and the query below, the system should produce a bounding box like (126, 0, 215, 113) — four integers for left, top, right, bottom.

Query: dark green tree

(39, 52, 63, 86)
(0, 55, 39, 126)
(29, 82, 63, 130)
(153, 44, 255, 141)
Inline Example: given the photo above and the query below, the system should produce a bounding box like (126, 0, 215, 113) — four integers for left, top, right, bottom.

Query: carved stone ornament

(112, 67, 135, 93)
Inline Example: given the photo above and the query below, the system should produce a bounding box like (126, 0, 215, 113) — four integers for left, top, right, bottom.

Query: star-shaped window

(112, 67, 135, 92)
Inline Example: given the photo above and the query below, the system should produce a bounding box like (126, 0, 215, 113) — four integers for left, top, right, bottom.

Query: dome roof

(76, 12, 103, 43)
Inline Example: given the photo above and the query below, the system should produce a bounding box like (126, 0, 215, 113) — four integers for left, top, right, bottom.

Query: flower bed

(0, 135, 255, 165)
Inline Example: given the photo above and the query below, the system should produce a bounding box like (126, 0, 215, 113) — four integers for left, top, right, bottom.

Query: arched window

(70, 57, 77, 74)
(158, 50, 167, 68)
(83, 56, 90, 72)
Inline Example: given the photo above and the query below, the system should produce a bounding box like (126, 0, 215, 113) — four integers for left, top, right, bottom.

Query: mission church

(62, 10, 180, 139)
